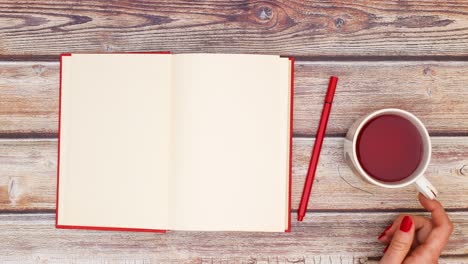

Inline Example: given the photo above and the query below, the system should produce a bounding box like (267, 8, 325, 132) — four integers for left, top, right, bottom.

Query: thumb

(380, 216, 415, 264)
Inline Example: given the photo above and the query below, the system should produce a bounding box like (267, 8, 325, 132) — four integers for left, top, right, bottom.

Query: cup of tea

(344, 108, 438, 199)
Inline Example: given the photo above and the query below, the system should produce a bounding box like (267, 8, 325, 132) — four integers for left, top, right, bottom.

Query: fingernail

(400, 216, 413, 232)
(377, 223, 392, 239)
(378, 232, 385, 240)
(384, 223, 393, 232)
(383, 244, 389, 253)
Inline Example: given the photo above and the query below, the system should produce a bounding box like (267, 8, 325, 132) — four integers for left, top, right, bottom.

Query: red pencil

(298, 76, 338, 221)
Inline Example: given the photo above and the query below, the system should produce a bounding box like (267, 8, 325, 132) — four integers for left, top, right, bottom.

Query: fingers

(378, 215, 403, 243)
(379, 193, 452, 244)
(380, 216, 415, 264)
(404, 243, 442, 264)
(378, 193, 453, 263)
(418, 193, 454, 256)
(418, 193, 451, 228)
(378, 215, 432, 245)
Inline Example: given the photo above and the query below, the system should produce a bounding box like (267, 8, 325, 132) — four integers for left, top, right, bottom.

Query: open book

(56, 53, 294, 232)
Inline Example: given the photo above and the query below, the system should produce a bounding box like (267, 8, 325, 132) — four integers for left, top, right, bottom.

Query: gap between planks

(2, 55, 468, 62)
(4, 132, 468, 140)
(1, 208, 468, 215)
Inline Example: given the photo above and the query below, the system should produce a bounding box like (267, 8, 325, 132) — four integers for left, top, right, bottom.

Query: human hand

(378, 193, 454, 264)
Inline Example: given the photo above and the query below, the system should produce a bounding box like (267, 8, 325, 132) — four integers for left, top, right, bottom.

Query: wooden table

(0, 1, 467, 263)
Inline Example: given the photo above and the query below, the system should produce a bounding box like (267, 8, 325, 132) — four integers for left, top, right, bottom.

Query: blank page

(58, 54, 172, 230)
(170, 54, 291, 231)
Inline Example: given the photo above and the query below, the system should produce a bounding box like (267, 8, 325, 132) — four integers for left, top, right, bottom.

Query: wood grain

(294, 61, 468, 136)
(293, 137, 468, 210)
(1, 0, 467, 260)
(0, 213, 465, 261)
(0, 62, 57, 135)
(3, 256, 467, 264)
(367, 256, 468, 264)
(1, 61, 467, 136)
(0, 137, 466, 212)
(0, 0, 468, 57)
(2, 256, 466, 264)
(0, 139, 56, 211)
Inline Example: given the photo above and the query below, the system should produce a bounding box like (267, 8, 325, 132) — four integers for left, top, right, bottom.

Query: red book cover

(286, 57, 294, 232)
(56, 53, 294, 233)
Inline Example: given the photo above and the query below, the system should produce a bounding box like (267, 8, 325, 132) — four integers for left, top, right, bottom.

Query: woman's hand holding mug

(378, 193, 453, 264)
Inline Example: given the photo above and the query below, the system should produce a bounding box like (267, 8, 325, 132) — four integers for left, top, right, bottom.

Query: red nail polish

(384, 223, 393, 232)
(378, 232, 385, 240)
(383, 244, 389, 253)
(400, 216, 413, 232)
(378, 223, 392, 239)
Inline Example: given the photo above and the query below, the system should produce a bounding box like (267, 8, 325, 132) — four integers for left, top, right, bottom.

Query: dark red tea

(356, 114, 423, 182)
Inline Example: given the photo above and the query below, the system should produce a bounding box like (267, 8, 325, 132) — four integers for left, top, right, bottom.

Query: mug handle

(415, 176, 438, 200)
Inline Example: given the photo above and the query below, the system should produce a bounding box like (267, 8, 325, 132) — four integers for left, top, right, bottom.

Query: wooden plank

(2, 256, 466, 264)
(293, 137, 468, 210)
(367, 256, 468, 264)
(0, 1, 468, 57)
(0, 139, 56, 211)
(0, 212, 465, 260)
(0, 62, 58, 135)
(1, 61, 467, 135)
(0, 137, 466, 211)
(294, 61, 468, 136)
(0, 256, 363, 264)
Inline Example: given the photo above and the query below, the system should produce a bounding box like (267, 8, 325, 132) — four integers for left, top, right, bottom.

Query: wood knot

(231, 2, 293, 31)
(32, 64, 45, 76)
(105, 44, 113, 52)
(423, 66, 435, 76)
(256, 6, 273, 21)
(426, 87, 432, 97)
(8, 177, 20, 205)
(285, 257, 305, 263)
(461, 165, 467, 176)
(335, 18, 345, 28)
(246, 257, 257, 264)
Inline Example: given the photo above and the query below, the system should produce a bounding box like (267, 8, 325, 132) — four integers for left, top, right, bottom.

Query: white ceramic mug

(343, 108, 438, 199)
